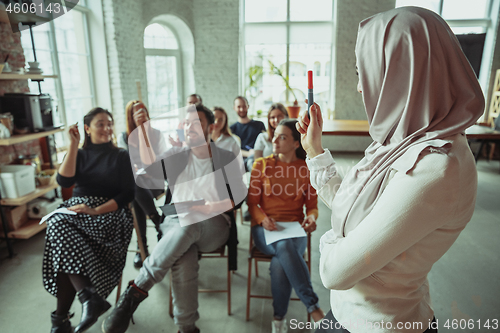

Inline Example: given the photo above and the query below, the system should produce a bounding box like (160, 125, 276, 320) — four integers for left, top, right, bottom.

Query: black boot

(51, 311, 74, 333)
(74, 287, 111, 333)
(102, 282, 148, 333)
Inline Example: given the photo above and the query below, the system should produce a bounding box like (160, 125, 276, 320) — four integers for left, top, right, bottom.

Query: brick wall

(102, 0, 146, 134)
(325, 0, 395, 152)
(0, 22, 29, 96)
(143, 0, 194, 32)
(0, 22, 41, 166)
(104, 0, 239, 132)
(192, 0, 240, 125)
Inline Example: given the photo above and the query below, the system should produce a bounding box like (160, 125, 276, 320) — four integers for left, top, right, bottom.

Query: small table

(322, 119, 370, 136)
(465, 125, 500, 162)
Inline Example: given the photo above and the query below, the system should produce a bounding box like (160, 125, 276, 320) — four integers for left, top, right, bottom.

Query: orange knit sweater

(248, 155, 318, 227)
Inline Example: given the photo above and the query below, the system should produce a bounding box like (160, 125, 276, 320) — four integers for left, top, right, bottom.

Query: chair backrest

(494, 116, 500, 131)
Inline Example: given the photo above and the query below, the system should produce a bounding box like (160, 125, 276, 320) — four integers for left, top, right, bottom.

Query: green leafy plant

(245, 55, 298, 106)
(267, 59, 298, 105)
(246, 64, 264, 99)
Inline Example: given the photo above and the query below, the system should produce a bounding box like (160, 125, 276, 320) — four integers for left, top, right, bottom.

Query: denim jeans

(135, 215, 230, 332)
(252, 225, 320, 319)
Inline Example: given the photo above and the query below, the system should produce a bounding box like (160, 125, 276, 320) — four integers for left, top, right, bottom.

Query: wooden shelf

(0, 183, 59, 206)
(0, 127, 64, 146)
(0, 73, 58, 80)
(0, 219, 46, 239)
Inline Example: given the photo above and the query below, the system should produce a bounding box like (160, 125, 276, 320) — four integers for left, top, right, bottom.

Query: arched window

(144, 23, 179, 49)
(144, 23, 183, 117)
(314, 61, 321, 76)
(289, 61, 306, 77)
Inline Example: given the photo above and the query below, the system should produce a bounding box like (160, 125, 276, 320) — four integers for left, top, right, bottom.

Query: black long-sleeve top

(57, 142, 135, 208)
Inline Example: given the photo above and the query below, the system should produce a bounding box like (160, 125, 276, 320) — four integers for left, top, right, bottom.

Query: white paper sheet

(263, 221, 307, 245)
(39, 208, 77, 225)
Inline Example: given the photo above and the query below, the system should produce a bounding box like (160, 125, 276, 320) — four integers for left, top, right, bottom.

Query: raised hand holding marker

(307, 70, 314, 119)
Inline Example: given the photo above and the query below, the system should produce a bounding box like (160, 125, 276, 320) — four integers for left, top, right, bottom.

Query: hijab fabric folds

(331, 7, 485, 236)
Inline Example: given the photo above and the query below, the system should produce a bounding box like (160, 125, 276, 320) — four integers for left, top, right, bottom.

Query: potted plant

(245, 56, 302, 118)
(245, 64, 264, 116)
(267, 60, 301, 118)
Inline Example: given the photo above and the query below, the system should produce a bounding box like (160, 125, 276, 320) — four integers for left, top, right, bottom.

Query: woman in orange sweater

(248, 119, 324, 333)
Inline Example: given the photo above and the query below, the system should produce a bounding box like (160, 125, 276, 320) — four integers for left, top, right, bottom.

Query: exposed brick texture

(192, 0, 240, 125)
(0, 22, 29, 96)
(102, 0, 240, 132)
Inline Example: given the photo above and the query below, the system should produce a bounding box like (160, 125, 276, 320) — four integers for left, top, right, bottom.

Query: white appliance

(28, 198, 63, 219)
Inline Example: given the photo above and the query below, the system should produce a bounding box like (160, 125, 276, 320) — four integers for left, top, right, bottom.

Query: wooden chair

(246, 231, 312, 322)
(167, 211, 238, 317)
(468, 116, 500, 163)
(168, 243, 233, 317)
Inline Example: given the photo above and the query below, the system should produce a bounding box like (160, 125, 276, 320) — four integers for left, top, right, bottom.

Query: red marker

(307, 70, 314, 118)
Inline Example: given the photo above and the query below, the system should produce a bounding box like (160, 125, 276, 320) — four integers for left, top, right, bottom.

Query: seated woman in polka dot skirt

(43, 107, 135, 333)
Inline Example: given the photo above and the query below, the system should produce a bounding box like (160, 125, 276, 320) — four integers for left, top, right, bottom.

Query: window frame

(241, 0, 335, 113)
(144, 22, 184, 115)
(21, 2, 96, 150)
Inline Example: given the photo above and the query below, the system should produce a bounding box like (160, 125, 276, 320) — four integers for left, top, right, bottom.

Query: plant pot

(287, 105, 301, 119)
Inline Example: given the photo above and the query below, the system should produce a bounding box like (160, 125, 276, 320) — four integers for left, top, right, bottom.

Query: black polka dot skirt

(42, 196, 133, 298)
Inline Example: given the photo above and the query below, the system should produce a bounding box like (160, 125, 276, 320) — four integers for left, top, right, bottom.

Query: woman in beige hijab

(297, 6, 484, 333)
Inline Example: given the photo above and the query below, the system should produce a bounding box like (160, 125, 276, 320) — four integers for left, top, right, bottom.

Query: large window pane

(244, 0, 333, 118)
(145, 55, 178, 117)
(21, 24, 54, 75)
(144, 23, 179, 50)
(289, 23, 332, 43)
(442, 0, 489, 20)
(395, 0, 441, 13)
(288, 43, 331, 111)
(245, 24, 287, 44)
(245, 44, 287, 113)
(245, 0, 287, 23)
(290, 0, 333, 22)
(451, 26, 486, 34)
(54, 9, 93, 130)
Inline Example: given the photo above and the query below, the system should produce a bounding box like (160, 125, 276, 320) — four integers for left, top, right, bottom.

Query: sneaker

(272, 318, 287, 333)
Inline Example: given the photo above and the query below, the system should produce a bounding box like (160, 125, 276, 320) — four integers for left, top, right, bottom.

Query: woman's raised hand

(296, 100, 324, 158)
(68, 123, 80, 149)
(133, 103, 148, 127)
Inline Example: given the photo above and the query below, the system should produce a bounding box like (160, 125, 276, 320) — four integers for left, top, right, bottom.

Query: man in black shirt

(229, 96, 266, 172)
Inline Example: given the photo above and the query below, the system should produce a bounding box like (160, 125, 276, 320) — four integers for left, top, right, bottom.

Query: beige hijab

(331, 7, 485, 236)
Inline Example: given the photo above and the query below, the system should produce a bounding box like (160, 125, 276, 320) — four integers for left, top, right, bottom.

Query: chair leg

(246, 257, 253, 321)
(474, 141, 485, 162)
(227, 269, 232, 315)
(131, 206, 147, 262)
(115, 274, 122, 304)
(169, 273, 174, 318)
(255, 259, 259, 277)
